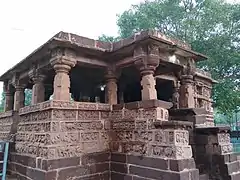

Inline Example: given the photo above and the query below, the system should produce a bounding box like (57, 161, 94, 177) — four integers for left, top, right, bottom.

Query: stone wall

(109, 100, 199, 180)
(0, 111, 14, 141)
(2, 100, 111, 180)
(15, 100, 111, 158)
(0, 99, 239, 179)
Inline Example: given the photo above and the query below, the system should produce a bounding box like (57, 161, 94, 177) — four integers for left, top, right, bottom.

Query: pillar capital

(3, 81, 13, 93)
(105, 65, 120, 81)
(29, 68, 46, 83)
(134, 44, 160, 75)
(181, 61, 195, 83)
(50, 47, 77, 73)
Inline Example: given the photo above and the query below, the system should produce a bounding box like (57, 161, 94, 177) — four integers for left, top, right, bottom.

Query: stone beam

(155, 74, 177, 82)
(115, 57, 134, 68)
(76, 56, 108, 67)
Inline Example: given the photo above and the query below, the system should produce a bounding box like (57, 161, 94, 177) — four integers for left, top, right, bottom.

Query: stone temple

(0, 30, 239, 180)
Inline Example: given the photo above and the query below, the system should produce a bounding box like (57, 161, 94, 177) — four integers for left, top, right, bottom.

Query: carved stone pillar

(179, 62, 195, 108)
(105, 67, 118, 105)
(50, 48, 76, 101)
(3, 81, 14, 111)
(134, 44, 159, 100)
(13, 85, 25, 111)
(172, 81, 180, 109)
(29, 69, 46, 104)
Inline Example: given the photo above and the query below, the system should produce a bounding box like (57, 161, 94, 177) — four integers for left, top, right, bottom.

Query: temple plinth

(0, 30, 237, 180)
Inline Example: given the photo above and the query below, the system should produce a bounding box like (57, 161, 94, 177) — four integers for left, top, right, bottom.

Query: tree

(98, 34, 120, 42)
(114, 0, 240, 116)
(0, 92, 5, 112)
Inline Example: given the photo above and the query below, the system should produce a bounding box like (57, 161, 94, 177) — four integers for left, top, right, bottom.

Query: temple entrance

(156, 78, 174, 102)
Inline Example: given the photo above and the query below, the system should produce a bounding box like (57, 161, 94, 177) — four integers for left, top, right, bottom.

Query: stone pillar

(141, 73, 157, 100)
(134, 44, 159, 100)
(105, 67, 118, 105)
(179, 62, 195, 108)
(13, 85, 25, 111)
(50, 48, 76, 101)
(3, 81, 14, 111)
(29, 70, 46, 104)
(172, 81, 180, 109)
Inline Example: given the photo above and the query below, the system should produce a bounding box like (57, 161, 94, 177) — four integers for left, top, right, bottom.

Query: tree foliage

(115, 0, 240, 115)
(98, 34, 120, 42)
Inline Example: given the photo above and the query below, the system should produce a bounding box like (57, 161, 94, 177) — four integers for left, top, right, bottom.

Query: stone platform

(0, 100, 239, 180)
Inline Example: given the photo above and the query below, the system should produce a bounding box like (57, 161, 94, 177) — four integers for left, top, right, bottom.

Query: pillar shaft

(14, 86, 25, 111)
(4, 92, 13, 111)
(105, 67, 118, 105)
(52, 64, 72, 100)
(140, 73, 157, 100)
(179, 75, 195, 108)
(50, 48, 77, 101)
(3, 82, 14, 111)
(106, 78, 117, 104)
(31, 75, 45, 104)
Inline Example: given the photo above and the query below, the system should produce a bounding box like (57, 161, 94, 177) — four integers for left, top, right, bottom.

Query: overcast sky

(0, 0, 238, 93)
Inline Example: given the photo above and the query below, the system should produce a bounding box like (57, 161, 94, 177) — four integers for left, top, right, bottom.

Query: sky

(0, 0, 143, 92)
(0, 0, 238, 93)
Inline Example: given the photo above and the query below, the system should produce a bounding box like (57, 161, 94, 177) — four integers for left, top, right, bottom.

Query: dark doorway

(156, 79, 174, 102)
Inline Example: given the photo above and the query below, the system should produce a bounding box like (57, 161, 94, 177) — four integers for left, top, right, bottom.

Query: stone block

(81, 152, 110, 165)
(111, 172, 132, 180)
(127, 154, 169, 170)
(111, 162, 128, 173)
(111, 153, 127, 163)
(169, 158, 196, 172)
(41, 156, 80, 171)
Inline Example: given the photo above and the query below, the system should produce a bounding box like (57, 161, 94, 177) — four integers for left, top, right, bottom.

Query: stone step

(226, 161, 240, 175)
(229, 171, 240, 180)
(199, 174, 209, 180)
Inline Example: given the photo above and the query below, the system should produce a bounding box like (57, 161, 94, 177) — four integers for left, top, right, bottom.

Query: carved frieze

(134, 131, 153, 142)
(135, 120, 147, 130)
(151, 145, 192, 159)
(112, 119, 135, 130)
(48, 132, 79, 144)
(52, 110, 77, 120)
(116, 131, 133, 141)
(124, 109, 140, 119)
(81, 132, 99, 141)
(52, 100, 78, 109)
(78, 110, 100, 120)
(61, 121, 103, 131)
